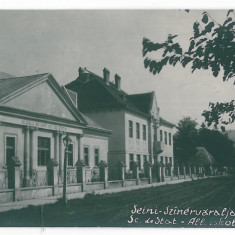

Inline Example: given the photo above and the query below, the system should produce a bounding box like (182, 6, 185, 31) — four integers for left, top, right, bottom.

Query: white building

(66, 67, 175, 179)
(0, 73, 111, 191)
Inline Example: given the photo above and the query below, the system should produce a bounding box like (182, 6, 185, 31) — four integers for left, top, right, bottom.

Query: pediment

(4, 81, 78, 122)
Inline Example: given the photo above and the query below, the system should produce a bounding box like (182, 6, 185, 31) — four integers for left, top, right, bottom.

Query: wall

(80, 134, 108, 168)
(84, 110, 125, 179)
(0, 124, 25, 168)
(84, 110, 125, 151)
(124, 112, 149, 170)
(158, 125, 175, 165)
(0, 123, 80, 170)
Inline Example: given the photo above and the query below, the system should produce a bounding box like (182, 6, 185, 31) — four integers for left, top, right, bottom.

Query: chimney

(78, 67, 90, 83)
(103, 68, 110, 84)
(115, 74, 121, 90)
(78, 67, 83, 78)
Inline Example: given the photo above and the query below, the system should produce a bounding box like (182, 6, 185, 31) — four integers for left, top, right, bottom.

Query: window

(169, 133, 172, 145)
(137, 154, 141, 169)
(160, 130, 163, 141)
(94, 148, 99, 166)
(6, 136, 16, 165)
(129, 120, 133, 138)
(67, 144, 73, 167)
(169, 157, 172, 164)
(136, 123, 140, 139)
(143, 155, 147, 162)
(165, 157, 168, 164)
(143, 125, 147, 140)
(84, 147, 89, 166)
(160, 156, 163, 163)
(38, 137, 50, 166)
(164, 131, 167, 145)
(129, 154, 134, 171)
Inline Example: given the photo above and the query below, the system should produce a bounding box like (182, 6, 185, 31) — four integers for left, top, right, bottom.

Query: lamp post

(63, 133, 72, 205)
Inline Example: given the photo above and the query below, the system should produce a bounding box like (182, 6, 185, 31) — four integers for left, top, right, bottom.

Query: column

(23, 126, 30, 187)
(29, 127, 37, 178)
(77, 134, 83, 162)
(53, 131, 59, 162)
(58, 132, 63, 178)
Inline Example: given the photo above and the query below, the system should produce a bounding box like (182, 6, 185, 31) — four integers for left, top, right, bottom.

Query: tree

(142, 10, 235, 129)
(198, 123, 235, 166)
(174, 117, 198, 164)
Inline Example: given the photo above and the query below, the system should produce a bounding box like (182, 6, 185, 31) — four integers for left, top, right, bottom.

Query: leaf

(188, 40, 195, 54)
(202, 13, 208, 24)
(213, 70, 219, 77)
(193, 22, 200, 38)
(196, 38, 207, 46)
(167, 34, 178, 43)
(182, 56, 193, 67)
(205, 22, 215, 33)
(169, 55, 175, 65)
(144, 58, 150, 69)
(223, 17, 232, 26)
(227, 9, 234, 17)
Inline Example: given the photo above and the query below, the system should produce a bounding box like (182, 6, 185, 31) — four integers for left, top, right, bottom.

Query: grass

(0, 176, 235, 227)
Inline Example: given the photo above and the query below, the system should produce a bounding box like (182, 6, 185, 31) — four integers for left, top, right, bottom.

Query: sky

(1, 9, 235, 128)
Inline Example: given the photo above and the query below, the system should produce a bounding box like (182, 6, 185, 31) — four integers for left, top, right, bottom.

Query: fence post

(144, 161, 152, 184)
(132, 162, 140, 185)
(76, 160, 86, 192)
(177, 165, 180, 179)
(183, 165, 186, 179)
(161, 163, 165, 182)
(188, 165, 191, 178)
(153, 161, 161, 182)
(47, 158, 59, 196)
(99, 160, 108, 189)
(117, 161, 126, 187)
(8, 157, 22, 202)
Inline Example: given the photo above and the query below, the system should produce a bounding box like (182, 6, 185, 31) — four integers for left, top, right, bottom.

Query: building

(0, 73, 111, 191)
(128, 92, 175, 168)
(190, 147, 216, 175)
(65, 67, 175, 179)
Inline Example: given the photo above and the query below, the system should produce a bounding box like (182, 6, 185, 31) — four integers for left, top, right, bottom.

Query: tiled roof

(127, 92, 154, 114)
(0, 73, 49, 100)
(160, 117, 175, 128)
(191, 147, 215, 165)
(0, 71, 15, 79)
(66, 70, 149, 117)
(80, 112, 109, 131)
(0, 73, 110, 133)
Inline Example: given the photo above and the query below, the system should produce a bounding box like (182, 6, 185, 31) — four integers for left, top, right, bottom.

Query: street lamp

(63, 133, 72, 205)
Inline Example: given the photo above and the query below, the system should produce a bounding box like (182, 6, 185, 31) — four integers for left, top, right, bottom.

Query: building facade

(0, 73, 110, 191)
(66, 67, 175, 179)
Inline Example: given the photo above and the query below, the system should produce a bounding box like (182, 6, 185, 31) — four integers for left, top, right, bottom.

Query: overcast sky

(1, 10, 235, 128)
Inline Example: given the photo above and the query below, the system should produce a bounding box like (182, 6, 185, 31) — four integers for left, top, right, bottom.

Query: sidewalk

(0, 177, 204, 213)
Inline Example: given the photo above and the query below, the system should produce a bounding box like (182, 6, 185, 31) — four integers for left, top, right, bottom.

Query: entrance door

(6, 136, 16, 188)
